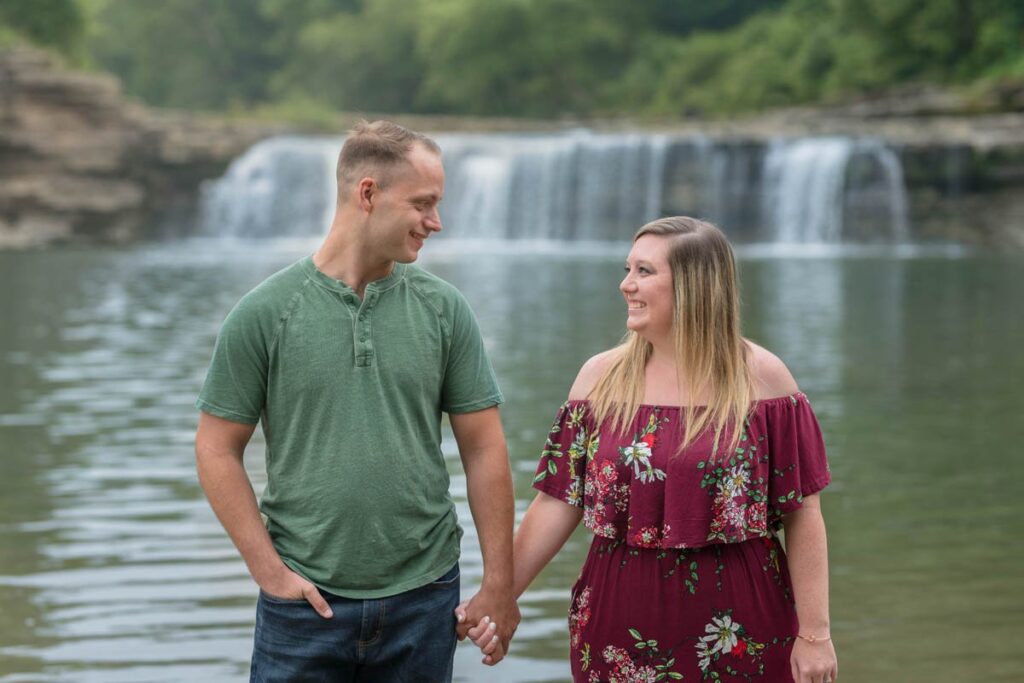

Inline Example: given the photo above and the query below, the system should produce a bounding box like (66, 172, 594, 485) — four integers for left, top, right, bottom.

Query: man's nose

(425, 207, 442, 232)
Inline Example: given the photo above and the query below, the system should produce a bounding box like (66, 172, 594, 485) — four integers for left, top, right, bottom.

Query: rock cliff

(0, 46, 283, 248)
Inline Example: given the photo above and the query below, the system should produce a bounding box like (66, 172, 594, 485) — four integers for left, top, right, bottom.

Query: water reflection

(1, 244, 1022, 683)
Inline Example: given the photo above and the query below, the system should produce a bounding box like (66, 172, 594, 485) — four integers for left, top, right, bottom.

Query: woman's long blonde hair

(588, 216, 754, 457)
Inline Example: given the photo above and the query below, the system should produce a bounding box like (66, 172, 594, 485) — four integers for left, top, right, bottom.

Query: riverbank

(2, 45, 1023, 249)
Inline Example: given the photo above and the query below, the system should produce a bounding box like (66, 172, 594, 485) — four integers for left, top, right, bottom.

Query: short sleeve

(441, 292, 504, 414)
(765, 393, 831, 517)
(195, 299, 271, 425)
(532, 402, 594, 508)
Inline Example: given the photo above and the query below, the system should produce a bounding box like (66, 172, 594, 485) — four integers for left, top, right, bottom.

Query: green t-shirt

(196, 256, 504, 598)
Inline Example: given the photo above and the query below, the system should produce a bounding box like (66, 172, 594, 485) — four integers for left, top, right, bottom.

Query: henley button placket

(355, 292, 377, 367)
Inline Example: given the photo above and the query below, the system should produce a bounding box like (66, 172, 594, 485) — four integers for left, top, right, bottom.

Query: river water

(1, 240, 1021, 682)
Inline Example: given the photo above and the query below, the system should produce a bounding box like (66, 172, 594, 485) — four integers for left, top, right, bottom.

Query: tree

(88, 0, 279, 109)
(416, 0, 640, 116)
(269, 0, 427, 113)
(0, 0, 84, 57)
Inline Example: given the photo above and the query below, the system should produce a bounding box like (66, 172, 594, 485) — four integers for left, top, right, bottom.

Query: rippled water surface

(1, 242, 1022, 682)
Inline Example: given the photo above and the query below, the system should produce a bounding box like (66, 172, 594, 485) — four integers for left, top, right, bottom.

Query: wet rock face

(0, 46, 282, 248)
(898, 142, 1024, 249)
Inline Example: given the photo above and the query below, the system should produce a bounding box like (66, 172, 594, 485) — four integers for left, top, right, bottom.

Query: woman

(468, 217, 838, 682)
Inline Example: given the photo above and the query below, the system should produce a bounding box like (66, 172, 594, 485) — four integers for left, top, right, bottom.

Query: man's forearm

(464, 445, 515, 587)
(196, 445, 286, 585)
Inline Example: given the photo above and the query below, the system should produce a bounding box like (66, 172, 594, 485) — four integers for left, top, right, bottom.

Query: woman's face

(620, 234, 675, 339)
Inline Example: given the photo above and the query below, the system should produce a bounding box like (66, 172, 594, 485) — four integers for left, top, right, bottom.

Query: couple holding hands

(196, 121, 838, 683)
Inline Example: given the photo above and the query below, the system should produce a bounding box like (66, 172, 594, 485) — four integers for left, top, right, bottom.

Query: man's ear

(357, 177, 376, 211)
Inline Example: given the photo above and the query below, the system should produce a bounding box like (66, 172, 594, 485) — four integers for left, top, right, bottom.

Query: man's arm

(450, 406, 519, 663)
(195, 411, 332, 618)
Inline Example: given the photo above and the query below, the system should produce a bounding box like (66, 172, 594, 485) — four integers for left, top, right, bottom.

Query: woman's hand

(790, 637, 838, 683)
(455, 601, 506, 665)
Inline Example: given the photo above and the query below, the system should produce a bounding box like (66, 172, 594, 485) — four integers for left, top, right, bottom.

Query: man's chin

(396, 251, 420, 264)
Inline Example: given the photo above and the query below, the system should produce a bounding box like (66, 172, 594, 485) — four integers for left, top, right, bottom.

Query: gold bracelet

(796, 633, 831, 643)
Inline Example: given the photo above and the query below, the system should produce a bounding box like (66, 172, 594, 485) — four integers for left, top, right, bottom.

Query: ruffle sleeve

(763, 393, 832, 521)
(532, 401, 595, 508)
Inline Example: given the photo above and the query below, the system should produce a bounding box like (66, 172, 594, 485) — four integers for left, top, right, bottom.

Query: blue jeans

(250, 563, 460, 683)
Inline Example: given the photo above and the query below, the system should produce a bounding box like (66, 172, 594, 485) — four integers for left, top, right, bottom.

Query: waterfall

(763, 138, 852, 243)
(437, 131, 670, 241)
(760, 137, 910, 244)
(199, 136, 339, 238)
(199, 131, 910, 245)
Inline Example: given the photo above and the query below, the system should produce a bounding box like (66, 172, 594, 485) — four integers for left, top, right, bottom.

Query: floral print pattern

(579, 628, 684, 682)
(700, 445, 771, 544)
(534, 395, 830, 551)
(619, 412, 669, 484)
(570, 587, 593, 649)
(534, 394, 830, 682)
(696, 611, 769, 679)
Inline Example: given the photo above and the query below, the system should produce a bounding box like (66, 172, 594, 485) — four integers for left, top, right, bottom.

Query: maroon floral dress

(533, 393, 831, 683)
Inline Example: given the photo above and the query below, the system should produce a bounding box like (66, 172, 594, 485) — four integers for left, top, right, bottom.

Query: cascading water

(760, 137, 910, 244)
(199, 136, 339, 238)
(199, 131, 911, 245)
(436, 131, 670, 241)
(763, 137, 853, 244)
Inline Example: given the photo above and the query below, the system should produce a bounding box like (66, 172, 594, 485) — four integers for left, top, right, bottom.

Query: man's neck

(313, 220, 394, 299)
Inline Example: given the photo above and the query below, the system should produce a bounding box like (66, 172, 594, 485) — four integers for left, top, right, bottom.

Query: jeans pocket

(259, 589, 310, 605)
(428, 563, 460, 588)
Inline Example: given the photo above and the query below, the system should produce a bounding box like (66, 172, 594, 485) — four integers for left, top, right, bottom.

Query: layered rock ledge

(0, 47, 284, 248)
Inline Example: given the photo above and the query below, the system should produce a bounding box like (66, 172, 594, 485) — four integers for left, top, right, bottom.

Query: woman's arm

(463, 491, 582, 662)
(513, 491, 584, 597)
(462, 352, 609, 662)
(783, 494, 838, 683)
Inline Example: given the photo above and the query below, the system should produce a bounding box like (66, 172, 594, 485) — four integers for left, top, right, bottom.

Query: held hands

(790, 637, 838, 683)
(454, 587, 520, 666)
(258, 566, 333, 619)
(459, 610, 505, 664)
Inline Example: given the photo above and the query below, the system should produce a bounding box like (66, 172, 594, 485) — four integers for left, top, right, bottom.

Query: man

(195, 120, 518, 681)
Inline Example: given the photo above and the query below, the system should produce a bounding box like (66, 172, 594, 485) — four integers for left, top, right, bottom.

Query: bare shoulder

(745, 341, 800, 400)
(567, 347, 621, 400)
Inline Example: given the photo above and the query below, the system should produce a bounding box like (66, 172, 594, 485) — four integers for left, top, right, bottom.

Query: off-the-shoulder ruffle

(532, 393, 831, 550)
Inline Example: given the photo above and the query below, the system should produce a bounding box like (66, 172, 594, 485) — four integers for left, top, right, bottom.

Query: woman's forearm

(513, 492, 583, 598)
(782, 495, 831, 635)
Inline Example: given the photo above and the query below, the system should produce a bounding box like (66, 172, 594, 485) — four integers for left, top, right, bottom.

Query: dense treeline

(0, 0, 85, 58)
(3, 0, 1022, 118)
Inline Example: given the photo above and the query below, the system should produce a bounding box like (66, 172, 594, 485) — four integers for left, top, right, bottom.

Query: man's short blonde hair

(336, 120, 441, 191)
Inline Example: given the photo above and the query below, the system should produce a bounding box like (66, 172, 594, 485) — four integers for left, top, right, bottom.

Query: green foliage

(637, 0, 787, 36)
(234, 97, 348, 132)
(8, 0, 1023, 117)
(0, 0, 84, 58)
(270, 0, 427, 113)
(417, 0, 642, 116)
(645, 11, 824, 116)
(87, 0, 279, 109)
